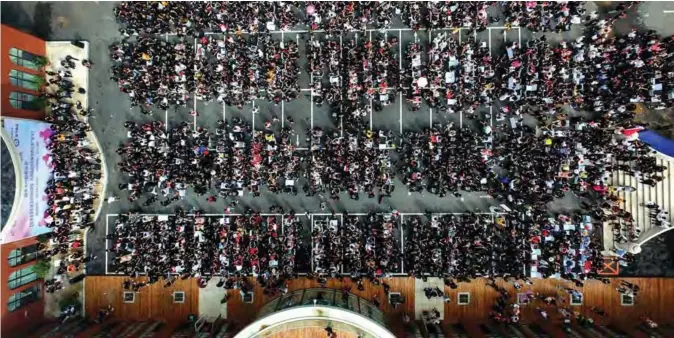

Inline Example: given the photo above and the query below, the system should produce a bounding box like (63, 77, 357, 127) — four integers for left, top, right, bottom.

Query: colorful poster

(1, 118, 53, 243)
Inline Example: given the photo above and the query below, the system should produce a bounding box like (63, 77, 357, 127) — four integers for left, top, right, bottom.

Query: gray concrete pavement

(4, 1, 674, 276)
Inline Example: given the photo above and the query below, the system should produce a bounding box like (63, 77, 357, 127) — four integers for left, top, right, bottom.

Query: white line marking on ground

(340, 33, 344, 138)
(400, 213, 405, 274)
(369, 30, 373, 130)
(664, 10, 674, 14)
(281, 33, 286, 128)
(399, 92, 403, 134)
(105, 214, 110, 275)
(310, 34, 314, 130)
(165, 26, 519, 36)
(430, 107, 433, 127)
(429, 30, 433, 128)
(340, 115, 344, 138)
(460, 110, 463, 128)
(165, 33, 169, 131)
(490, 106, 494, 127)
(193, 38, 198, 132)
(518, 27, 522, 45)
(310, 214, 314, 272)
(252, 101, 256, 131)
(399, 30, 403, 135)
(489, 30, 493, 128)
(281, 100, 285, 128)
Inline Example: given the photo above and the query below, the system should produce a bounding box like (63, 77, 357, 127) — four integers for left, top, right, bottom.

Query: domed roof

(1, 137, 17, 230)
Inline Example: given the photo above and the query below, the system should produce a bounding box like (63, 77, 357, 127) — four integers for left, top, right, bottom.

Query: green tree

(34, 55, 50, 70)
(31, 259, 52, 279)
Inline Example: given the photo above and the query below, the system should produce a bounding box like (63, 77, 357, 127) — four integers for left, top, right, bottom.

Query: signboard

(1, 118, 53, 243)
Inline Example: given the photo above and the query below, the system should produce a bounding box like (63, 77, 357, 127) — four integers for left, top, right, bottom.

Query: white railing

(233, 306, 395, 338)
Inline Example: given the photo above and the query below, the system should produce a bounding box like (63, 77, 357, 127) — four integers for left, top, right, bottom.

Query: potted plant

(36, 232, 53, 243)
(34, 55, 50, 70)
(31, 258, 52, 279)
(29, 96, 50, 110)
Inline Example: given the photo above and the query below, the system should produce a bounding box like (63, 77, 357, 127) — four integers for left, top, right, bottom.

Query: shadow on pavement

(1, 1, 52, 40)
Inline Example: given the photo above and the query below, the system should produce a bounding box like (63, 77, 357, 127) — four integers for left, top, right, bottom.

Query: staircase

(606, 155, 673, 255)
(408, 322, 424, 338)
(171, 322, 196, 338)
(138, 321, 164, 338)
(504, 324, 528, 338)
(559, 324, 580, 338)
(637, 323, 667, 338)
(577, 325, 608, 338)
(479, 324, 504, 338)
(41, 318, 89, 338)
(451, 323, 470, 338)
(216, 323, 233, 338)
(525, 323, 550, 338)
(426, 322, 446, 338)
(608, 323, 648, 338)
(596, 325, 628, 338)
(118, 321, 151, 338)
(62, 319, 91, 338)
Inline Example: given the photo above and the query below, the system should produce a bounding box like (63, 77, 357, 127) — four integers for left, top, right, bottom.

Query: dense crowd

(114, 2, 301, 36)
(109, 209, 307, 288)
(196, 34, 301, 106)
(104, 4, 672, 328)
(114, 2, 594, 37)
(42, 56, 101, 292)
(110, 36, 195, 110)
(403, 18, 674, 113)
(312, 213, 401, 278)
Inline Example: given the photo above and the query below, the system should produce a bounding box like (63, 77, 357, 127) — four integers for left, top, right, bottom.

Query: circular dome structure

(0, 131, 20, 232)
(234, 288, 396, 338)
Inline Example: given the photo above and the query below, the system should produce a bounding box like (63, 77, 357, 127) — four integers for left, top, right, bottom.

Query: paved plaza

(4, 1, 674, 276)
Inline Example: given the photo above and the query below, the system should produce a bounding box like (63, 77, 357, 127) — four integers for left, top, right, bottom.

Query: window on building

(7, 284, 41, 312)
(9, 70, 42, 91)
(243, 292, 254, 304)
(9, 91, 40, 111)
(621, 294, 634, 306)
(8, 266, 38, 289)
(173, 291, 185, 304)
(458, 292, 470, 305)
(8, 243, 40, 267)
(570, 292, 583, 306)
(9, 48, 41, 70)
(123, 291, 135, 303)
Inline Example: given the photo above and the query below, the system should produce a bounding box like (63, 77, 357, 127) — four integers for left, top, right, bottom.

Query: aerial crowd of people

(41, 56, 100, 293)
(109, 0, 670, 258)
(113, 2, 593, 37)
(24, 1, 662, 331)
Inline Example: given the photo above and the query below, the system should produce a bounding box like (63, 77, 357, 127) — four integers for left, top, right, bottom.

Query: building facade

(0, 24, 47, 336)
(1, 24, 47, 120)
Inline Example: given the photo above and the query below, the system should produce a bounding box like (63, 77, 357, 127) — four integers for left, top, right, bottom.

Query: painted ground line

(105, 214, 109, 275)
(369, 30, 373, 130)
(398, 29, 403, 135)
(429, 29, 433, 128)
(193, 38, 198, 132)
(163, 26, 522, 36)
